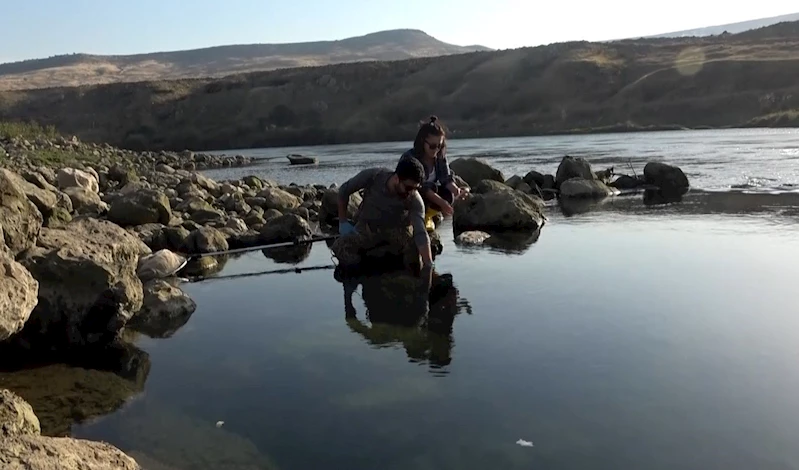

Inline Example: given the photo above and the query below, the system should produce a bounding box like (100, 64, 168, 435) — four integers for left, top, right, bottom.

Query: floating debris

(215, 421, 225, 428)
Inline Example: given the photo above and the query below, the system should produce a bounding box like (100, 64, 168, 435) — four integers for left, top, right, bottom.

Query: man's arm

(409, 194, 433, 266)
(337, 168, 379, 221)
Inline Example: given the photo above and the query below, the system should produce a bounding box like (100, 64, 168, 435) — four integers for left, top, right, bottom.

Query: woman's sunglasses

(425, 140, 444, 150)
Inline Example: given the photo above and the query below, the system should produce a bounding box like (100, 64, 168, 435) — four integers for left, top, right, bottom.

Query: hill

(646, 12, 799, 38)
(1, 21, 798, 152)
(0, 29, 490, 91)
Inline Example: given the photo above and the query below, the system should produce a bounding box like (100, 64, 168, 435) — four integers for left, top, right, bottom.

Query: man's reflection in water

(340, 265, 467, 371)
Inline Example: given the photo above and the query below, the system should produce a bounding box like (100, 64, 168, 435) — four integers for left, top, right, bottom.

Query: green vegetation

(1, 21, 799, 152)
(0, 120, 60, 141)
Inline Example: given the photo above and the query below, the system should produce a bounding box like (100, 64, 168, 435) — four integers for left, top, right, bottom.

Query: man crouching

(332, 157, 433, 275)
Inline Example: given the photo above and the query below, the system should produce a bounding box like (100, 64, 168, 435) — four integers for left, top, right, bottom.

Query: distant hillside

(647, 12, 799, 38)
(1, 21, 798, 152)
(0, 29, 490, 91)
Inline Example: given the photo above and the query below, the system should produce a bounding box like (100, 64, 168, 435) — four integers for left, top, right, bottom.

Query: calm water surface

(67, 195, 799, 470)
(203, 128, 799, 192)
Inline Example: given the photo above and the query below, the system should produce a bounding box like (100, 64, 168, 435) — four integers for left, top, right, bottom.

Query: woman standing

(399, 116, 466, 226)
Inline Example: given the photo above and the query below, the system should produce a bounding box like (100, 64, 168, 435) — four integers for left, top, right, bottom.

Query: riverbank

(0, 125, 695, 467)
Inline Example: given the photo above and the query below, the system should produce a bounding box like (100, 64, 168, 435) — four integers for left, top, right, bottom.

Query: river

(3, 128, 799, 470)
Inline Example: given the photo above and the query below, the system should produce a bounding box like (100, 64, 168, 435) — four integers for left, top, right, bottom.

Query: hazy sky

(0, 0, 796, 62)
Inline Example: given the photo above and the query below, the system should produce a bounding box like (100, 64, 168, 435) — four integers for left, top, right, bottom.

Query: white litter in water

(516, 439, 534, 447)
(215, 421, 225, 428)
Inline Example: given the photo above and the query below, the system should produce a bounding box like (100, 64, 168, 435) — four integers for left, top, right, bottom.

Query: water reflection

(261, 243, 312, 264)
(0, 340, 150, 436)
(341, 267, 471, 374)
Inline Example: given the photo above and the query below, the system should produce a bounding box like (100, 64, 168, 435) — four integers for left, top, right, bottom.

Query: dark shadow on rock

(340, 269, 471, 372)
(0, 340, 150, 437)
(261, 243, 312, 264)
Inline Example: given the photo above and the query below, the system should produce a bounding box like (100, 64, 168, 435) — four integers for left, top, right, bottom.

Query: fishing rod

(185, 263, 336, 283)
(187, 234, 340, 260)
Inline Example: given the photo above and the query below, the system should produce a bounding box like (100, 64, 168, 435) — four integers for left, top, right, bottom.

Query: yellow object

(424, 207, 439, 232)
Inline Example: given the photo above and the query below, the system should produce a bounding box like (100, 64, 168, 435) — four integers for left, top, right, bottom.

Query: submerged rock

(454, 231, 492, 246)
(449, 157, 505, 187)
(0, 253, 39, 342)
(17, 218, 144, 350)
(127, 279, 196, 338)
(0, 389, 141, 470)
(453, 190, 545, 232)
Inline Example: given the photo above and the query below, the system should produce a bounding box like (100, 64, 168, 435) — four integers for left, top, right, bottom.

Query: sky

(0, 0, 797, 63)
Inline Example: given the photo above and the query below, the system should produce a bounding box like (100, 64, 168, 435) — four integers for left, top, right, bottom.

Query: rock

(227, 230, 261, 249)
(155, 163, 175, 174)
(242, 175, 264, 190)
(0, 388, 40, 436)
(190, 172, 218, 193)
(21, 170, 58, 193)
(190, 208, 226, 225)
(0, 169, 43, 257)
(185, 227, 228, 254)
(472, 180, 513, 194)
(244, 210, 266, 227)
(257, 187, 302, 211)
(555, 156, 595, 187)
(263, 208, 283, 222)
(449, 157, 505, 187)
(108, 188, 172, 226)
(260, 214, 313, 243)
(293, 207, 310, 220)
(225, 217, 248, 232)
(127, 280, 196, 339)
(454, 231, 492, 246)
(56, 168, 99, 193)
(130, 224, 168, 251)
(63, 187, 108, 215)
(505, 175, 524, 189)
(559, 178, 618, 198)
(523, 170, 556, 190)
(319, 188, 361, 226)
(0, 169, 58, 217)
(453, 191, 545, 232)
(17, 218, 144, 350)
(175, 196, 215, 213)
(136, 249, 187, 281)
(162, 226, 191, 252)
(0, 253, 39, 341)
(643, 162, 690, 192)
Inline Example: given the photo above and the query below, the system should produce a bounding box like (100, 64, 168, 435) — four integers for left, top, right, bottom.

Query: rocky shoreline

(0, 132, 689, 468)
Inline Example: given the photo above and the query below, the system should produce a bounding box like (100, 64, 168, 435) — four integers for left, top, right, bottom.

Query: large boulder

(107, 188, 172, 227)
(63, 187, 108, 215)
(185, 227, 228, 254)
(256, 188, 302, 211)
(0, 252, 39, 342)
(18, 218, 144, 350)
(0, 169, 58, 219)
(453, 190, 545, 232)
(260, 214, 313, 243)
(0, 169, 43, 257)
(0, 389, 141, 470)
(56, 168, 99, 194)
(559, 178, 618, 198)
(524, 170, 556, 191)
(643, 162, 690, 192)
(555, 156, 595, 188)
(449, 157, 505, 187)
(319, 188, 362, 226)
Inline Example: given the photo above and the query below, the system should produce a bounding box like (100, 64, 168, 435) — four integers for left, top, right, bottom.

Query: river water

(4, 129, 799, 470)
